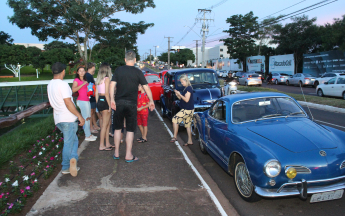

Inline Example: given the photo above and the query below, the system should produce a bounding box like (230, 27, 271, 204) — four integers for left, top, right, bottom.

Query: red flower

(50, 157, 54, 161)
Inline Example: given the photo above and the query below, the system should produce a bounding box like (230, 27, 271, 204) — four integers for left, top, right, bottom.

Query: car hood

(193, 88, 221, 105)
(247, 119, 338, 153)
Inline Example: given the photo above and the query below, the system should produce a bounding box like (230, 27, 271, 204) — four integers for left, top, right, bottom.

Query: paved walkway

(28, 111, 222, 216)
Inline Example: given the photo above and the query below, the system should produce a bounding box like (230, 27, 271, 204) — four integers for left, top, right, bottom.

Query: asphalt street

(144, 66, 345, 215)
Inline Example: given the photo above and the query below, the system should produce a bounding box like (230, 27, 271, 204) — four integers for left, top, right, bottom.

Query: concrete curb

(297, 101, 345, 114)
(27, 140, 91, 215)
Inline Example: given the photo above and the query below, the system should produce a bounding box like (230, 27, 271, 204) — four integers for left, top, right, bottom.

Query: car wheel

(197, 128, 207, 155)
(234, 157, 261, 202)
(275, 79, 278, 85)
(286, 80, 289, 86)
(317, 89, 324, 97)
(343, 92, 345, 100)
(314, 81, 319, 88)
(299, 81, 303, 87)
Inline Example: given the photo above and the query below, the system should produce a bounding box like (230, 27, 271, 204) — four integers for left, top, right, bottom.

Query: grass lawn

(0, 115, 55, 167)
(238, 86, 345, 108)
(145, 64, 160, 73)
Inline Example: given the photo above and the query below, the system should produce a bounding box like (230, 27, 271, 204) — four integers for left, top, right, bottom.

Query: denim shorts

(113, 100, 137, 132)
(90, 101, 96, 109)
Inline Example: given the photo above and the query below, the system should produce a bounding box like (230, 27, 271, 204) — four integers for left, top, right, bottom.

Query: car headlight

(263, 160, 281, 178)
(204, 99, 216, 104)
(230, 82, 237, 86)
(285, 167, 297, 179)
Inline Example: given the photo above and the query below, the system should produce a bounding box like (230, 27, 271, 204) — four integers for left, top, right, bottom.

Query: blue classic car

(194, 92, 345, 202)
(160, 68, 222, 120)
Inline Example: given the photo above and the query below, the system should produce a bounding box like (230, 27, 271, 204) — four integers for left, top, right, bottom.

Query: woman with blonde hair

(170, 74, 194, 146)
(95, 63, 114, 151)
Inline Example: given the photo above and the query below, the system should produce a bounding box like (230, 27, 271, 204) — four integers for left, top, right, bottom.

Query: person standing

(267, 72, 273, 85)
(47, 62, 85, 177)
(110, 50, 155, 162)
(72, 67, 97, 141)
(85, 62, 100, 133)
(136, 84, 150, 143)
(95, 63, 114, 151)
(170, 74, 194, 146)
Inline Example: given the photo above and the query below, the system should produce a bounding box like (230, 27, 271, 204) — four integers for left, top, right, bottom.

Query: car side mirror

(324, 82, 328, 85)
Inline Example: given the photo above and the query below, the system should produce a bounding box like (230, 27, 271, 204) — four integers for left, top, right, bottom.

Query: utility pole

(153, 46, 159, 61)
(193, 40, 200, 67)
(164, 36, 174, 70)
(149, 49, 152, 63)
(197, 9, 213, 68)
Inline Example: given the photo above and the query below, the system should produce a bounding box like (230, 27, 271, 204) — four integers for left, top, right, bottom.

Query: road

(144, 66, 345, 215)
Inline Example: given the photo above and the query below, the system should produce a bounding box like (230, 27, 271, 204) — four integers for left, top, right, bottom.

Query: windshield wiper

(255, 114, 282, 122)
(285, 111, 304, 118)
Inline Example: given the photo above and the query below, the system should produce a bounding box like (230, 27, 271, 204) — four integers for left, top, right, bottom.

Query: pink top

(74, 78, 89, 101)
(97, 77, 108, 94)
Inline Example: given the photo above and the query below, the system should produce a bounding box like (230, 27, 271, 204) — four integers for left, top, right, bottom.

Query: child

(136, 84, 149, 142)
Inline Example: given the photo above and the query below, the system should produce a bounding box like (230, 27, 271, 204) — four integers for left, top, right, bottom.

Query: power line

(207, 0, 229, 9)
(259, 0, 306, 21)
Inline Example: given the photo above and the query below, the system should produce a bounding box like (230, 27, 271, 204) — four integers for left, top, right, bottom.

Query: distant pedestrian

(86, 62, 100, 133)
(72, 67, 97, 141)
(267, 72, 273, 85)
(110, 50, 155, 162)
(47, 62, 85, 177)
(136, 84, 150, 143)
(170, 74, 194, 146)
(95, 63, 114, 151)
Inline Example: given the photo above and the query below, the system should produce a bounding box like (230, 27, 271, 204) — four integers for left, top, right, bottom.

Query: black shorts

(113, 100, 137, 132)
(97, 96, 109, 112)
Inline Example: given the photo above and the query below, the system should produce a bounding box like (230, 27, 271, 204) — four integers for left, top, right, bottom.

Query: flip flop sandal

(170, 137, 177, 143)
(91, 130, 98, 133)
(138, 139, 147, 143)
(183, 143, 193, 146)
(109, 133, 114, 137)
(106, 145, 115, 148)
(99, 147, 112, 151)
(125, 156, 139, 163)
(113, 155, 120, 160)
(136, 137, 143, 141)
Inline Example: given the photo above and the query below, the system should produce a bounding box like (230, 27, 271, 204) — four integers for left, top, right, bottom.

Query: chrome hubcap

(235, 162, 253, 197)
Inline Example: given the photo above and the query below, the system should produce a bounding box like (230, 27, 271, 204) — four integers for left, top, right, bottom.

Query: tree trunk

(83, 36, 88, 64)
(75, 32, 85, 64)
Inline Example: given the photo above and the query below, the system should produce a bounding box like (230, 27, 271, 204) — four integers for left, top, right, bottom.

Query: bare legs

(186, 126, 193, 144)
(138, 125, 148, 141)
(113, 130, 135, 160)
(173, 122, 179, 139)
(99, 110, 111, 150)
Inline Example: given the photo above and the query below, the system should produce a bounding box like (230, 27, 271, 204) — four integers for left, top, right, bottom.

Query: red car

(144, 73, 162, 101)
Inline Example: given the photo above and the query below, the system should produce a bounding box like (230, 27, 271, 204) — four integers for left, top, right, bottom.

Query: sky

(0, 0, 344, 60)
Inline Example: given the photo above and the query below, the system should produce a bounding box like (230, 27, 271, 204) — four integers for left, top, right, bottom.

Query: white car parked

(316, 74, 345, 99)
(272, 73, 290, 85)
(239, 74, 262, 86)
(313, 73, 341, 88)
(286, 73, 316, 87)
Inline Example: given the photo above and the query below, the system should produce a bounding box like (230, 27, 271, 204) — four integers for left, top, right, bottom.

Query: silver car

(239, 73, 262, 86)
(272, 73, 290, 84)
(286, 73, 316, 87)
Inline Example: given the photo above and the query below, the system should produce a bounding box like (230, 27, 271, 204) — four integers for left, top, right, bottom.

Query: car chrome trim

(231, 96, 308, 124)
(340, 161, 345, 169)
(206, 88, 213, 99)
(206, 140, 228, 165)
(284, 165, 311, 174)
(255, 175, 345, 198)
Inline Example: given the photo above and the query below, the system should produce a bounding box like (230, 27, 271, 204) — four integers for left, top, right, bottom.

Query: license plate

(310, 190, 344, 203)
(311, 79, 315, 81)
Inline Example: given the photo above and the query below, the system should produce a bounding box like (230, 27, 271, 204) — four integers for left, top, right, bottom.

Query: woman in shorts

(95, 63, 113, 151)
(170, 74, 194, 146)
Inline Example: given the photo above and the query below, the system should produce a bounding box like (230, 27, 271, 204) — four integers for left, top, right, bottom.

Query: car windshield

(176, 72, 218, 87)
(145, 75, 160, 83)
(232, 97, 306, 123)
(248, 74, 260, 78)
(304, 74, 313, 77)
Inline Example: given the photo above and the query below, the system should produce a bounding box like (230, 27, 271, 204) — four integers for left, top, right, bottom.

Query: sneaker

(85, 136, 97, 141)
(90, 135, 97, 139)
(70, 158, 78, 177)
(61, 167, 80, 175)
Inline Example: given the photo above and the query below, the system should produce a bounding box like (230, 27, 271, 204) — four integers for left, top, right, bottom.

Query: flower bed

(0, 127, 64, 216)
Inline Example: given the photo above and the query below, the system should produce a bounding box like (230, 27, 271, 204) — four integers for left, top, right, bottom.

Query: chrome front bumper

(255, 175, 345, 199)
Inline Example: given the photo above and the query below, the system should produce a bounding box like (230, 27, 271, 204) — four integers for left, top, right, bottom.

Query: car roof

(167, 68, 216, 75)
(221, 92, 290, 104)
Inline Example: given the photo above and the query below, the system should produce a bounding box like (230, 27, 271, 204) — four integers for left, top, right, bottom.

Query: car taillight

(280, 76, 284, 78)
(247, 78, 251, 80)
(304, 78, 310, 80)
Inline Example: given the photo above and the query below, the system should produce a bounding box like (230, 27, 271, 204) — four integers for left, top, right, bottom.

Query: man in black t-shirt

(110, 50, 155, 162)
(225, 72, 236, 83)
(85, 62, 99, 132)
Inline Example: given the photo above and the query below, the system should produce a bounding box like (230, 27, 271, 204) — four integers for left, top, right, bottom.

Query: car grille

(285, 165, 311, 174)
(340, 161, 345, 169)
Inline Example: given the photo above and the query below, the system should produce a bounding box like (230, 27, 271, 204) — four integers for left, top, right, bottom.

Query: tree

(44, 41, 77, 53)
(158, 53, 168, 63)
(0, 31, 14, 45)
(221, 11, 260, 70)
(145, 54, 154, 62)
(32, 48, 75, 72)
(272, 15, 320, 73)
(175, 49, 195, 65)
(319, 15, 345, 52)
(0, 45, 29, 77)
(257, 16, 283, 55)
(8, 0, 155, 64)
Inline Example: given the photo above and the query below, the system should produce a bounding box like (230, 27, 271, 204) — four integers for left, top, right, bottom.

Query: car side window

(209, 101, 226, 122)
(330, 74, 336, 77)
(164, 75, 168, 85)
(336, 77, 345, 84)
(328, 78, 336, 84)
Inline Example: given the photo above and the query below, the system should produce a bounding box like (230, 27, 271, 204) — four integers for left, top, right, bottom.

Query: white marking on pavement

(154, 109, 227, 216)
(315, 120, 345, 129)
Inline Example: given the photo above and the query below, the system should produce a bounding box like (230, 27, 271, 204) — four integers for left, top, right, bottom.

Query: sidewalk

(27, 111, 222, 216)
